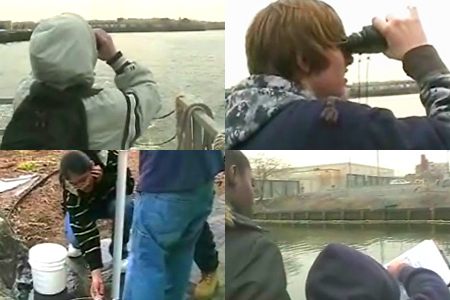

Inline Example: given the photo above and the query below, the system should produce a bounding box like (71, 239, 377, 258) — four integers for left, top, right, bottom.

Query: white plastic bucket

(28, 243, 67, 295)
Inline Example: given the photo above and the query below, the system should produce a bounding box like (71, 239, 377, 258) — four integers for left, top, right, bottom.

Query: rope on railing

(212, 131, 225, 150)
(176, 102, 214, 150)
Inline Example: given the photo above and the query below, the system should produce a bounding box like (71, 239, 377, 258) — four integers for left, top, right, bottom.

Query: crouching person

(60, 150, 134, 299)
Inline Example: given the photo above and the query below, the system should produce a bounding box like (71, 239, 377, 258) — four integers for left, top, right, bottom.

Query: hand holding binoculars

(343, 7, 427, 60)
(342, 25, 388, 55)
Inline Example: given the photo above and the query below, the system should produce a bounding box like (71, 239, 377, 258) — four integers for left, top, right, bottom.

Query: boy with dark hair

(60, 150, 134, 300)
(225, 150, 291, 300)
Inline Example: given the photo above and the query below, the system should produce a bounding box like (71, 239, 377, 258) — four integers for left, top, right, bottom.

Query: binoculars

(342, 25, 388, 54)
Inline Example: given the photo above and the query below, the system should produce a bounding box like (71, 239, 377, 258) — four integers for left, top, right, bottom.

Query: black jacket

(1, 82, 91, 150)
(226, 45, 450, 149)
(225, 211, 291, 300)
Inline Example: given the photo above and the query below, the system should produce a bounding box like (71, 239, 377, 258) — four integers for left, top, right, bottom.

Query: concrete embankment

(254, 206, 450, 225)
(0, 31, 32, 44)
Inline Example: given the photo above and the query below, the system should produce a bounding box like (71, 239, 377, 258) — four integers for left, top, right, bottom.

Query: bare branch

(249, 153, 290, 200)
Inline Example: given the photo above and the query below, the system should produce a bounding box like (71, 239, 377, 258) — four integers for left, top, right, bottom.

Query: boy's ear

(227, 165, 238, 187)
(296, 53, 311, 75)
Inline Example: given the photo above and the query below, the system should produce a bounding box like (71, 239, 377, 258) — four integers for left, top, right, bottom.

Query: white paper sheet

(384, 240, 450, 300)
(0, 174, 38, 193)
(385, 239, 450, 284)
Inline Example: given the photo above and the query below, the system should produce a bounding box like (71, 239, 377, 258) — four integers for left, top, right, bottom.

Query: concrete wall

(255, 180, 300, 199)
(0, 21, 12, 30)
(271, 163, 396, 193)
(254, 207, 450, 221)
(347, 174, 396, 188)
(282, 163, 394, 178)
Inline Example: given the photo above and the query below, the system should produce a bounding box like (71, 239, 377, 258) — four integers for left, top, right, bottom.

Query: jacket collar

(225, 75, 313, 149)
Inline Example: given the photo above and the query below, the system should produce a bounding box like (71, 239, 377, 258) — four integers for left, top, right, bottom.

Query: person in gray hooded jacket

(1, 13, 161, 150)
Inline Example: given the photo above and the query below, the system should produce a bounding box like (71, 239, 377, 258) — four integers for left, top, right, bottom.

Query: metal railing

(0, 98, 13, 135)
(175, 94, 222, 150)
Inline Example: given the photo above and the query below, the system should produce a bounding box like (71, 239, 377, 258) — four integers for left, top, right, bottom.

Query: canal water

(264, 223, 450, 300)
(0, 30, 225, 148)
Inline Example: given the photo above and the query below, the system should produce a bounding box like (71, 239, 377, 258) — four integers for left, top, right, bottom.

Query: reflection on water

(265, 223, 450, 300)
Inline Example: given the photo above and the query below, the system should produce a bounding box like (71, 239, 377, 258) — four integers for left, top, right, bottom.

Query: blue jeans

(64, 195, 134, 258)
(123, 181, 214, 300)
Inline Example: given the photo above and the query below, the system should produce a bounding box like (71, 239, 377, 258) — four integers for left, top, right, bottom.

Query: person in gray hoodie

(1, 13, 161, 149)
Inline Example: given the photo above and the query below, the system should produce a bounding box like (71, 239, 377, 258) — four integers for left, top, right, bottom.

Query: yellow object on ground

(194, 270, 219, 300)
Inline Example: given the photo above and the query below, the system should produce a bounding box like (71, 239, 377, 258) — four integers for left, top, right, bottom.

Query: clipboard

(385, 239, 450, 284)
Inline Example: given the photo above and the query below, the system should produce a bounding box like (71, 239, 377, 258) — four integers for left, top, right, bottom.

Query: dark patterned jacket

(226, 45, 450, 149)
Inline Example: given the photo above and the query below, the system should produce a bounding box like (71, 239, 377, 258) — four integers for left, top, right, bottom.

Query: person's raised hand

(91, 165, 103, 183)
(372, 6, 428, 60)
(93, 28, 118, 61)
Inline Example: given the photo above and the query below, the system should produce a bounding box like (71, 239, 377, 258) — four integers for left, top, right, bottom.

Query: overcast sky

(0, 0, 225, 21)
(242, 151, 450, 176)
(226, 0, 450, 87)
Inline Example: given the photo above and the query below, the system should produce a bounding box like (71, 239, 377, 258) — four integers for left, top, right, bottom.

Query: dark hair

(60, 151, 92, 180)
(225, 150, 251, 175)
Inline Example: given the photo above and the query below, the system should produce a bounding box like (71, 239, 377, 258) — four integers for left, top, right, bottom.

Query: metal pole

(447, 150, 449, 174)
(365, 56, 370, 105)
(348, 157, 352, 188)
(112, 151, 128, 300)
(377, 150, 380, 185)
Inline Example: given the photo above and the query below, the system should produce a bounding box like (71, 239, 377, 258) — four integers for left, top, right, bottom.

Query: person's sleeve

(403, 45, 450, 123)
(229, 236, 291, 300)
(399, 266, 450, 300)
(13, 74, 34, 111)
(65, 192, 102, 271)
(84, 54, 162, 149)
(352, 46, 450, 149)
(112, 54, 162, 146)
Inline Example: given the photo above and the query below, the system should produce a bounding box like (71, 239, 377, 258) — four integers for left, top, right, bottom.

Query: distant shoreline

(0, 28, 224, 44)
(225, 79, 419, 99)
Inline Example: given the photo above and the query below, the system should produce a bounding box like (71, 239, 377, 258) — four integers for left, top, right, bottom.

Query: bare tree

(250, 153, 290, 201)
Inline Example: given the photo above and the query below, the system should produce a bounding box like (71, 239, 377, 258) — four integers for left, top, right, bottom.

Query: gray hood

(29, 13, 97, 90)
